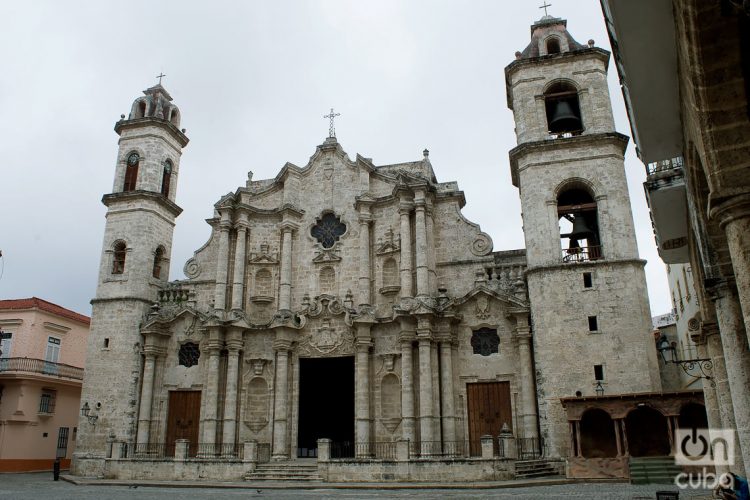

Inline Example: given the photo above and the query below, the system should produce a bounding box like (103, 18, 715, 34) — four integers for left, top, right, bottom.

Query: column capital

(273, 339, 293, 352)
(709, 192, 750, 228)
(143, 345, 162, 358)
(280, 221, 299, 233)
(235, 220, 250, 232)
(226, 339, 244, 352)
(219, 219, 233, 231)
(355, 339, 373, 353)
(398, 332, 415, 344)
(705, 278, 737, 301)
(398, 202, 414, 214)
(206, 340, 223, 353)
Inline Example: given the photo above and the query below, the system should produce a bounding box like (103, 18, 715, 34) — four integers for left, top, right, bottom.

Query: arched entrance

(580, 408, 618, 458)
(626, 406, 671, 456)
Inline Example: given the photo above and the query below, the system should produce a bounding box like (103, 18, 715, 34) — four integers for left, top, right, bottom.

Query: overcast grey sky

(0, 0, 671, 318)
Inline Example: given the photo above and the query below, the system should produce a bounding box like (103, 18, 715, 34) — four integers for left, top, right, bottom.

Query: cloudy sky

(0, 0, 671, 317)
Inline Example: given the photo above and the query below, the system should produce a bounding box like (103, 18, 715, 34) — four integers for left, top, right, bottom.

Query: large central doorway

(297, 356, 354, 457)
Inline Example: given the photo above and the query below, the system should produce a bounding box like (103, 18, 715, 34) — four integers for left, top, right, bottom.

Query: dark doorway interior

(625, 406, 671, 457)
(297, 356, 354, 458)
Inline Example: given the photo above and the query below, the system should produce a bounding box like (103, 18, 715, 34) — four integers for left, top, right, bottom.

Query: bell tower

(73, 84, 189, 474)
(506, 15, 661, 457)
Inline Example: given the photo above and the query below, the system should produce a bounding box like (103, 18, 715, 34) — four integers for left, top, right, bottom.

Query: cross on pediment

(539, 2, 552, 15)
(324, 108, 340, 138)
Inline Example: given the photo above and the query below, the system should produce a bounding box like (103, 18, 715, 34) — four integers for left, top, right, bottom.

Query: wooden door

(466, 382, 512, 456)
(165, 390, 201, 456)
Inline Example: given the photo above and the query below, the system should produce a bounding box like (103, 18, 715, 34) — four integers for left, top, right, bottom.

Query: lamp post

(595, 381, 604, 396)
(80, 402, 99, 425)
(655, 334, 714, 385)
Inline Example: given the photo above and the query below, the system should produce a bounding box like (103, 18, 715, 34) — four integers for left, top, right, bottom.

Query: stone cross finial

(539, 1, 551, 15)
(156, 72, 166, 85)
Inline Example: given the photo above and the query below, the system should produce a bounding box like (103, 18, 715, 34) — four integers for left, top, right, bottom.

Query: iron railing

(128, 443, 176, 458)
(329, 441, 399, 460)
(416, 440, 472, 458)
(193, 442, 242, 459)
(562, 245, 602, 263)
(516, 437, 545, 460)
(646, 156, 684, 176)
(0, 357, 84, 380)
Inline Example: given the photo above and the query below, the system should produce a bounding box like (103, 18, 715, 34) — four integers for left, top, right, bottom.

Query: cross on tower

(539, 1, 552, 16)
(156, 72, 166, 85)
(324, 108, 340, 138)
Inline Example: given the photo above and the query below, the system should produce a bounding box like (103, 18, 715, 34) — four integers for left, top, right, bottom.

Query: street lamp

(655, 334, 713, 385)
(595, 381, 604, 396)
(80, 402, 99, 425)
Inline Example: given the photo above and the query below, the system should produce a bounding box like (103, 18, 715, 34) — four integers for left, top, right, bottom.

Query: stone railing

(0, 357, 84, 380)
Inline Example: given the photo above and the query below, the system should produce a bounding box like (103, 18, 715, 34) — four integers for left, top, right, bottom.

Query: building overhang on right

(600, 0, 690, 263)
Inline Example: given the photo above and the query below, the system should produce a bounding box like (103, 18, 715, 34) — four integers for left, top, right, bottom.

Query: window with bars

(39, 389, 57, 414)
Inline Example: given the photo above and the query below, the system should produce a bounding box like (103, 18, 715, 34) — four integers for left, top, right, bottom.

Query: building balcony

(0, 357, 84, 381)
(643, 157, 690, 264)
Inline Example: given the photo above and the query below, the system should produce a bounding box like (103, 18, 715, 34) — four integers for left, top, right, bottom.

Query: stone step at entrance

(629, 456, 682, 484)
(245, 461, 323, 482)
(514, 459, 565, 479)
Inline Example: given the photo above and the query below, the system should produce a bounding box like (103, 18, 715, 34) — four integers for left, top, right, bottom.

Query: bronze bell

(563, 214, 594, 241)
(549, 100, 581, 132)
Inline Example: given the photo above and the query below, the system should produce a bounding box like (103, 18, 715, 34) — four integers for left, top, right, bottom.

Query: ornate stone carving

(249, 242, 279, 264)
(297, 319, 355, 357)
(470, 232, 493, 256)
(376, 227, 400, 255)
(475, 295, 491, 320)
(245, 358, 270, 376)
(183, 258, 201, 278)
(312, 248, 342, 264)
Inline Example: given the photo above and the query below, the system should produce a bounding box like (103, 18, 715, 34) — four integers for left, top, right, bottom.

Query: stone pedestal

(498, 429, 516, 459)
(174, 439, 188, 461)
(480, 435, 494, 459)
(243, 440, 257, 464)
(396, 439, 410, 462)
(317, 438, 332, 462)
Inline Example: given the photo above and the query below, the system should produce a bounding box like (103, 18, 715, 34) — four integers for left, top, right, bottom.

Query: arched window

(112, 241, 127, 274)
(123, 152, 139, 192)
(558, 187, 601, 262)
(169, 108, 180, 127)
(161, 160, 172, 196)
(137, 100, 147, 118)
(152, 246, 165, 279)
(546, 37, 561, 55)
(544, 81, 582, 136)
(311, 213, 346, 248)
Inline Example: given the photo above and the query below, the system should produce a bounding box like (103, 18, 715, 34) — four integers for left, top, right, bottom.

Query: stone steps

(245, 462, 323, 482)
(515, 459, 564, 479)
(629, 456, 682, 484)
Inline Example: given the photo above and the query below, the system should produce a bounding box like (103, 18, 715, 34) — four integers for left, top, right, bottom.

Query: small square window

(594, 364, 604, 381)
(103, 338, 110, 349)
(583, 272, 593, 288)
(588, 316, 598, 332)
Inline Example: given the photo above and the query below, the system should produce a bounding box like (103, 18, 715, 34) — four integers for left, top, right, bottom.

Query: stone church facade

(73, 16, 682, 481)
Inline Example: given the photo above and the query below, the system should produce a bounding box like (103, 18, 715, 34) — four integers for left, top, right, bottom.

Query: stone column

(711, 195, 750, 349)
(230, 214, 249, 311)
(710, 281, 750, 477)
(278, 224, 295, 310)
(613, 419, 623, 456)
(399, 201, 413, 298)
(574, 421, 582, 457)
(399, 330, 416, 452)
(417, 327, 434, 454)
(414, 190, 429, 297)
(425, 198, 437, 293)
(515, 315, 539, 440)
(136, 348, 158, 444)
(619, 420, 629, 456)
(355, 327, 372, 456)
(213, 211, 232, 311)
(202, 337, 223, 445)
(438, 338, 456, 445)
(221, 334, 243, 449)
(706, 328, 740, 474)
(357, 210, 373, 306)
(272, 340, 291, 460)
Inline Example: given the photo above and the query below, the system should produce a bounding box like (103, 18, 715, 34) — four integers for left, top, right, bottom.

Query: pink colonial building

(0, 298, 89, 471)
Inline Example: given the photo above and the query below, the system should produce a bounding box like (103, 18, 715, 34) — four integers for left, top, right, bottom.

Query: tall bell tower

(73, 84, 189, 474)
(506, 15, 661, 457)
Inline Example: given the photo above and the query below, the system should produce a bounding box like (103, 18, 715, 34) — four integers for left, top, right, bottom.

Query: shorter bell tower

(505, 15, 662, 457)
(73, 83, 189, 475)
